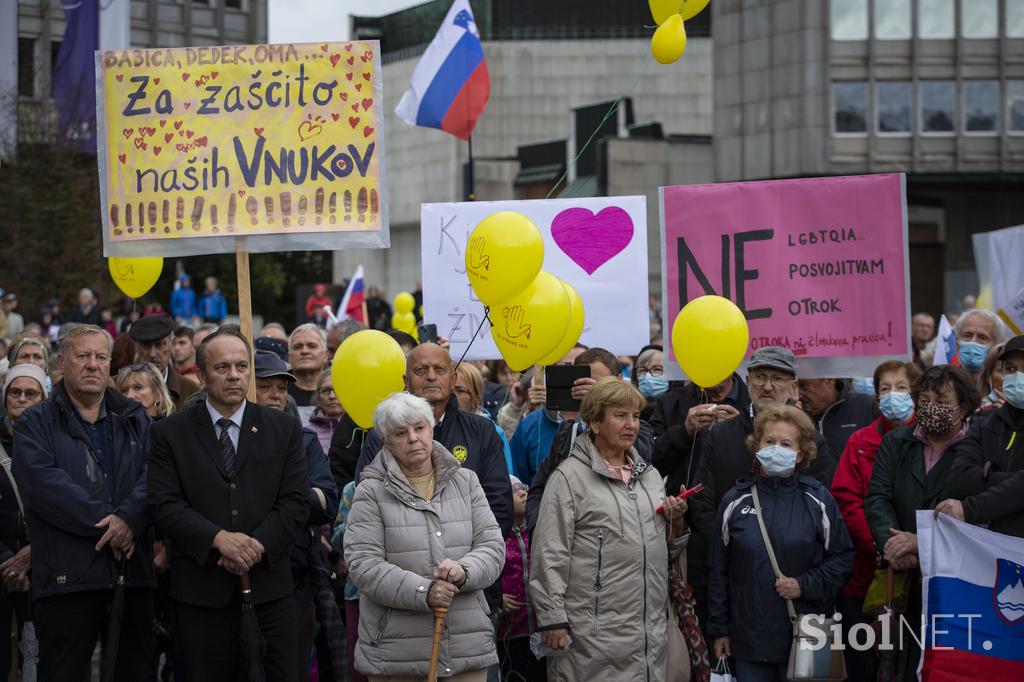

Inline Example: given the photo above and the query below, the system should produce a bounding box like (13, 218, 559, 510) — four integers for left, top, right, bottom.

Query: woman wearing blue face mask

(830, 360, 920, 680)
(708, 404, 854, 682)
(632, 346, 667, 421)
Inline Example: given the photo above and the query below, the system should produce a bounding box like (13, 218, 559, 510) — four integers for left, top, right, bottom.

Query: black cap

(254, 351, 296, 382)
(254, 336, 288, 363)
(128, 313, 175, 343)
(998, 335, 1024, 361)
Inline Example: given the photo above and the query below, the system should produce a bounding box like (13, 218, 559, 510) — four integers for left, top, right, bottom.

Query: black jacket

(525, 418, 654, 535)
(13, 383, 155, 598)
(649, 375, 751, 496)
(689, 405, 836, 548)
(327, 413, 365, 494)
(947, 405, 1024, 537)
(148, 401, 309, 607)
(354, 393, 513, 538)
(290, 428, 339, 578)
(810, 382, 879, 461)
(0, 427, 28, 566)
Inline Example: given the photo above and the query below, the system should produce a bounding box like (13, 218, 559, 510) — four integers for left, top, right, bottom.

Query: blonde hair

(745, 403, 817, 471)
(580, 376, 646, 425)
(116, 363, 175, 419)
(454, 362, 484, 411)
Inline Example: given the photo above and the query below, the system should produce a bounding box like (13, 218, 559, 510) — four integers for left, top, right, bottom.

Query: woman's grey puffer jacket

(344, 441, 505, 677)
(531, 432, 687, 682)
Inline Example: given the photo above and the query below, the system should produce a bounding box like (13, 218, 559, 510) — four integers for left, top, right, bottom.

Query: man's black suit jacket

(148, 400, 308, 608)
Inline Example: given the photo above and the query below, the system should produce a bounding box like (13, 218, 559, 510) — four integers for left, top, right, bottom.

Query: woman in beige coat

(531, 377, 689, 682)
(344, 392, 505, 682)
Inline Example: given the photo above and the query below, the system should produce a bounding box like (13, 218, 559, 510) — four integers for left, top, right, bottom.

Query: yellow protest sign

(97, 42, 389, 257)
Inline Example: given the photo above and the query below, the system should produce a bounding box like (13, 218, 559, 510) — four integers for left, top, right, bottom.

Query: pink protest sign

(661, 173, 909, 375)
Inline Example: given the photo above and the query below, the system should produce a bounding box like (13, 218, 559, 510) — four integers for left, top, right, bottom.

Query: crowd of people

(0, 281, 1019, 682)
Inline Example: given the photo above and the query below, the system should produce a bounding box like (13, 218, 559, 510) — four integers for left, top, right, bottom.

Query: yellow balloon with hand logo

(108, 257, 164, 299)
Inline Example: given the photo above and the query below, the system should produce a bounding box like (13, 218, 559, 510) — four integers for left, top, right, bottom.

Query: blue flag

(52, 0, 98, 154)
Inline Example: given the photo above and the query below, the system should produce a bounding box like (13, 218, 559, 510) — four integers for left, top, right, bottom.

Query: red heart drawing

(196, 136, 208, 146)
(118, 153, 126, 164)
(330, 54, 341, 67)
(331, 113, 340, 121)
(141, 127, 156, 137)
(115, 74, 123, 82)
(175, 144, 185, 152)
(364, 50, 374, 60)
(254, 127, 264, 137)
(134, 137, 145, 149)
(363, 126, 374, 138)
(344, 44, 353, 52)
(352, 103, 360, 112)
(184, 101, 191, 109)
(142, 141, 148, 150)
(186, 130, 193, 138)
(182, 72, 190, 81)
(178, 130, 184, 137)
(354, 84, 362, 92)
(346, 56, 355, 66)
(362, 72, 371, 81)
(362, 98, 373, 110)
(122, 128, 134, 138)
(348, 117, 360, 129)
(345, 73, 353, 81)
(153, 77, 160, 84)
(174, 121, 183, 129)
(320, 44, 328, 52)
(239, 190, 246, 196)
(159, 119, 166, 127)
(211, 71, 219, 79)
(339, 92, 348, 101)
(164, 133, 173, 143)
(153, 146, 162, 156)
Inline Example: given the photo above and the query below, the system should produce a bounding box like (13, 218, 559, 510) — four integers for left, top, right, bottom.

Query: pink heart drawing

(551, 207, 633, 275)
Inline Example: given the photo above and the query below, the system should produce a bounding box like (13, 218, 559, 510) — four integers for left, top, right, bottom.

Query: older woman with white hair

(344, 392, 505, 681)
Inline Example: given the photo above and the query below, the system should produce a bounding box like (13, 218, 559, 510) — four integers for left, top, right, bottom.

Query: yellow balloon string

(546, 55, 655, 200)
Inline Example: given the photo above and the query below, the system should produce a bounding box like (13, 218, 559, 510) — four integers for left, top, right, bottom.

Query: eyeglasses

(7, 388, 41, 400)
(634, 366, 664, 378)
(748, 373, 794, 388)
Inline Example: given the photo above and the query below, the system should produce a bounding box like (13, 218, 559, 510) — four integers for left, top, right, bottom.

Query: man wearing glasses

(13, 324, 155, 680)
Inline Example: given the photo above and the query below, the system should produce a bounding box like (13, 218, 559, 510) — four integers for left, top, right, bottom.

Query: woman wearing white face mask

(830, 360, 921, 680)
(708, 404, 853, 681)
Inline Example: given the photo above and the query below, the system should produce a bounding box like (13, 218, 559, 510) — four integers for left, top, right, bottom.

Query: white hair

(954, 308, 1009, 344)
(374, 392, 436, 440)
(288, 323, 327, 350)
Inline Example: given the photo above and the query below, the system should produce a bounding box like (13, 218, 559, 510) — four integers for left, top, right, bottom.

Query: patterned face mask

(915, 401, 960, 438)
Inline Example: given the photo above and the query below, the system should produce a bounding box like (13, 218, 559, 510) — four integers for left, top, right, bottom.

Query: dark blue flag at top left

(52, 0, 99, 154)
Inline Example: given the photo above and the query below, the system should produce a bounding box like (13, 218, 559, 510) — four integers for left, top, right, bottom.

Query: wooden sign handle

(235, 237, 256, 402)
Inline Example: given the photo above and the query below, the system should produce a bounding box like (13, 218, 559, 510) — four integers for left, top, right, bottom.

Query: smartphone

(545, 365, 591, 412)
(417, 323, 438, 344)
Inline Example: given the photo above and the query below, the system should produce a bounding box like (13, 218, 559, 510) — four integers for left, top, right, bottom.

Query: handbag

(665, 600, 692, 682)
(709, 658, 734, 682)
(750, 485, 846, 682)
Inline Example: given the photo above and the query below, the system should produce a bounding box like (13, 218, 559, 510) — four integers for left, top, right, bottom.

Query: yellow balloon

(391, 311, 418, 337)
(672, 295, 749, 388)
(649, 0, 682, 25)
(332, 330, 407, 428)
(977, 286, 992, 310)
(491, 272, 571, 372)
(680, 0, 710, 21)
(537, 280, 586, 366)
(465, 211, 544, 307)
(394, 292, 415, 315)
(108, 257, 164, 299)
(651, 13, 687, 65)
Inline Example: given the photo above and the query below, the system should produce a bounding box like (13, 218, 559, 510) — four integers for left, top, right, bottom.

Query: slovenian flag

(917, 510, 1024, 681)
(395, 0, 489, 140)
(337, 265, 366, 324)
(931, 314, 957, 366)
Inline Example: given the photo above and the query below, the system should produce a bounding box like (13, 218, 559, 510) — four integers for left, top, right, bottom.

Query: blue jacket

(290, 427, 339, 577)
(199, 289, 228, 322)
(480, 409, 514, 477)
(13, 383, 155, 598)
(170, 280, 197, 319)
(509, 408, 561, 485)
(708, 474, 853, 663)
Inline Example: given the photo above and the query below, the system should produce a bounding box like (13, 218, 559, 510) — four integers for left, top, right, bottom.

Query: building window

(963, 80, 999, 133)
(918, 0, 954, 38)
(831, 0, 868, 40)
(1009, 80, 1024, 133)
(834, 81, 869, 134)
(225, 0, 243, 7)
(1008, 0, 1024, 38)
(920, 80, 956, 133)
(875, 0, 911, 39)
(877, 81, 912, 133)
(17, 38, 35, 97)
(961, 0, 997, 38)
(50, 40, 62, 77)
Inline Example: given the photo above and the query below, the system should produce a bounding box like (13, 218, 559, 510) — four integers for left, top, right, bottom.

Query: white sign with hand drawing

(421, 196, 650, 362)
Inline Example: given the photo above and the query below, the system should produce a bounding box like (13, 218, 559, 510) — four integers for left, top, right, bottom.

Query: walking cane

(426, 607, 449, 682)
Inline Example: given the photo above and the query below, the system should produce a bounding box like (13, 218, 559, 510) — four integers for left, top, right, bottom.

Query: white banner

(421, 196, 650, 361)
(989, 224, 1024, 312)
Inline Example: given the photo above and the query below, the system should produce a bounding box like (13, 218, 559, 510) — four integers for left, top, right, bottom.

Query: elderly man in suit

(148, 327, 308, 682)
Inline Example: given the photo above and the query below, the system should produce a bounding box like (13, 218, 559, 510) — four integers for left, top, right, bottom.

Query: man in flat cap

(129, 314, 200, 411)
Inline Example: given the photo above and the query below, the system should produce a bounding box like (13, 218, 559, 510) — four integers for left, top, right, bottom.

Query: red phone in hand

(656, 484, 704, 514)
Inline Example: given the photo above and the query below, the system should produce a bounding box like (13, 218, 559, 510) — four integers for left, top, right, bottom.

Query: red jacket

(830, 415, 914, 598)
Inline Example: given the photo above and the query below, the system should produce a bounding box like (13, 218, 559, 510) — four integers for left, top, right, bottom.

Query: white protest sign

(997, 286, 1024, 336)
(422, 197, 649, 362)
(989, 223, 1024, 312)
